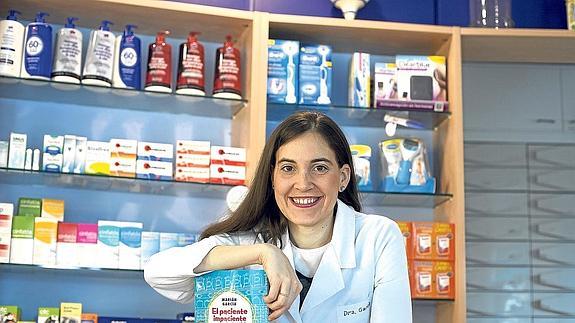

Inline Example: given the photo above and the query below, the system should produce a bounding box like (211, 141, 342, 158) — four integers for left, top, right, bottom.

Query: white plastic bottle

(82, 20, 115, 87)
(52, 17, 83, 84)
(0, 9, 25, 77)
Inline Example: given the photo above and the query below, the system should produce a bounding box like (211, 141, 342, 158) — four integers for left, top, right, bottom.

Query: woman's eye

(314, 164, 329, 173)
(280, 165, 295, 173)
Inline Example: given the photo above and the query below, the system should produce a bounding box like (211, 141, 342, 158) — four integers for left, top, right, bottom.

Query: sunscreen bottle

(0, 9, 25, 77)
(82, 20, 115, 87)
(113, 24, 141, 89)
(213, 35, 241, 99)
(52, 17, 82, 84)
(21, 12, 52, 80)
(145, 31, 172, 93)
(176, 32, 205, 96)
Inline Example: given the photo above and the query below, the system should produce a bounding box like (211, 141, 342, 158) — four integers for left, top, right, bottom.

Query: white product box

(110, 138, 138, 158)
(56, 222, 78, 267)
(137, 142, 174, 162)
(97, 220, 120, 269)
(10, 215, 35, 264)
(62, 135, 77, 173)
(0, 232, 10, 263)
(177, 233, 197, 247)
(85, 141, 110, 175)
(0, 203, 13, 234)
(8, 133, 27, 169)
(348, 52, 370, 108)
(159, 232, 179, 252)
(176, 154, 211, 167)
(176, 140, 210, 155)
(73, 136, 87, 174)
(396, 55, 447, 101)
(136, 160, 173, 180)
(42, 135, 63, 155)
(0, 141, 8, 168)
(210, 146, 246, 166)
(141, 231, 160, 269)
(110, 158, 137, 178)
(42, 153, 63, 172)
(76, 223, 98, 268)
(32, 217, 58, 266)
(175, 167, 210, 183)
(374, 63, 398, 103)
(118, 221, 143, 270)
(210, 164, 246, 186)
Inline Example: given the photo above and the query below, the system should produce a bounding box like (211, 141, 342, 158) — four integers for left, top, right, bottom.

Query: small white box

(137, 142, 174, 162)
(374, 63, 398, 103)
(159, 232, 179, 252)
(56, 222, 78, 267)
(176, 154, 211, 167)
(85, 141, 110, 175)
(42, 153, 63, 172)
(0, 141, 8, 168)
(73, 137, 87, 174)
(175, 166, 210, 183)
(141, 231, 160, 269)
(118, 221, 143, 270)
(33, 217, 58, 266)
(210, 146, 246, 166)
(97, 220, 120, 269)
(110, 158, 137, 178)
(8, 133, 27, 169)
(0, 203, 14, 234)
(43, 135, 63, 155)
(210, 164, 246, 186)
(0, 232, 11, 263)
(176, 140, 210, 154)
(136, 160, 173, 180)
(62, 135, 77, 173)
(110, 139, 138, 158)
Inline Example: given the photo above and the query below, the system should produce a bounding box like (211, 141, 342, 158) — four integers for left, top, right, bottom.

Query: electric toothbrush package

(379, 138, 436, 193)
(267, 39, 299, 104)
(299, 44, 332, 105)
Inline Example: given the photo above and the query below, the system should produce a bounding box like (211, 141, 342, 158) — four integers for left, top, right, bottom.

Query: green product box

(0, 306, 20, 323)
(17, 198, 42, 217)
(11, 216, 35, 239)
(38, 307, 59, 323)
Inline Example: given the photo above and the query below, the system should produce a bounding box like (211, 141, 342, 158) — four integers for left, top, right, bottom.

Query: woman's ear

(340, 164, 351, 190)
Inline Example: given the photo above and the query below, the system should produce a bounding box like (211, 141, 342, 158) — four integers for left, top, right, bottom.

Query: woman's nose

(294, 169, 313, 190)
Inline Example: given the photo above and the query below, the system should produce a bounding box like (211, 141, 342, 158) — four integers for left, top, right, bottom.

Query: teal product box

(141, 231, 160, 269)
(298, 44, 332, 105)
(118, 222, 143, 270)
(97, 220, 120, 269)
(194, 270, 268, 323)
(267, 39, 299, 104)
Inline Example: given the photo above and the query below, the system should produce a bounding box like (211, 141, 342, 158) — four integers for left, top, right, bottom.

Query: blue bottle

(113, 24, 141, 89)
(21, 12, 52, 80)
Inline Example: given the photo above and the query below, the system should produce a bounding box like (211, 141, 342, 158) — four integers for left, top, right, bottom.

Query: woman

(144, 111, 412, 322)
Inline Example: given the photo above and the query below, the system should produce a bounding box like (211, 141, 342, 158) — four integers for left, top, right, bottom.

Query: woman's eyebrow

(277, 157, 334, 165)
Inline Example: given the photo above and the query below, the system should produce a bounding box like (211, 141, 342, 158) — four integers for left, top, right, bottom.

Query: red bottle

(176, 32, 205, 96)
(213, 35, 241, 99)
(145, 31, 172, 93)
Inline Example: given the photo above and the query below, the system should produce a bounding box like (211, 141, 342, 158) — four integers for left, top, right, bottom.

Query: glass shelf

(267, 102, 451, 129)
(0, 76, 247, 118)
(0, 262, 143, 279)
(360, 190, 453, 208)
(0, 167, 233, 198)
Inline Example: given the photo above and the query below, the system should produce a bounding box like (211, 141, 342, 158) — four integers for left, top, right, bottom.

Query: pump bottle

(113, 24, 141, 89)
(0, 9, 25, 77)
(52, 17, 83, 84)
(21, 12, 52, 80)
(176, 32, 205, 96)
(145, 31, 172, 93)
(82, 20, 115, 87)
(213, 35, 241, 99)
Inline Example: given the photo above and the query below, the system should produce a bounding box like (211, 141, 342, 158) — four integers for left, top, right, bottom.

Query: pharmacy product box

(175, 167, 210, 183)
(176, 313, 194, 322)
(110, 158, 137, 178)
(73, 137, 88, 174)
(267, 39, 299, 104)
(43, 153, 64, 173)
(0, 203, 13, 233)
(0, 306, 20, 323)
(210, 146, 246, 166)
(0, 231, 10, 263)
(195, 270, 268, 323)
(396, 221, 412, 260)
(81, 313, 98, 323)
(77, 223, 98, 268)
(136, 160, 173, 180)
(396, 55, 447, 101)
(41, 199, 65, 221)
(298, 44, 332, 105)
(409, 260, 455, 300)
(18, 198, 41, 217)
(137, 142, 174, 162)
(37, 307, 59, 323)
(9, 216, 35, 264)
(56, 222, 78, 267)
(373, 63, 397, 105)
(433, 261, 455, 299)
(411, 222, 433, 260)
(433, 222, 455, 261)
(99, 318, 179, 323)
(348, 52, 370, 108)
(159, 232, 178, 252)
(33, 217, 58, 266)
(118, 221, 143, 270)
(409, 260, 433, 299)
(98, 220, 120, 269)
(43, 135, 64, 155)
(410, 222, 454, 261)
(0, 141, 8, 168)
(62, 135, 77, 173)
(110, 139, 138, 158)
(60, 303, 82, 323)
(176, 140, 210, 156)
(177, 233, 196, 247)
(85, 141, 110, 175)
(8, 133, 27, 169)
(141, 231, 160, 269)
(176, 154, 210, 168)
(209, 164, 245, 186)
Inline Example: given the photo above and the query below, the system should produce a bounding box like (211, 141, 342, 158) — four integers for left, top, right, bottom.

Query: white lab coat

(144, 200, 412, 323)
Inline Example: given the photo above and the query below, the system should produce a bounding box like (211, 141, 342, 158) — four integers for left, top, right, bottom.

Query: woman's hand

(259, 244, 302, 321)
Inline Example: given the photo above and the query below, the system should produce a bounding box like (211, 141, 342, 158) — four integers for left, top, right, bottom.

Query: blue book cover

(194, 270, 268, 323)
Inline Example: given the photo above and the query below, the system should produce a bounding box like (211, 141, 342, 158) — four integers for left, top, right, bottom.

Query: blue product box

(177, 233, 197, 247)
(195, 270, 268, 323)
(267, 39, 299, 104)
(298, 44, 332, 105)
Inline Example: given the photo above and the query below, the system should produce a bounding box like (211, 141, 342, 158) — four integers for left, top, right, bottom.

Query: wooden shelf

(461, 28, 575, 64)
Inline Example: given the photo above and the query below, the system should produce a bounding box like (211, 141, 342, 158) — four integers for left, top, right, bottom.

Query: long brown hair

(200, 111, 361, 247)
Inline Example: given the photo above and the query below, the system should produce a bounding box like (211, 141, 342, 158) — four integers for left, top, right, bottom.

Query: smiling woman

(144, 111, 412, 323)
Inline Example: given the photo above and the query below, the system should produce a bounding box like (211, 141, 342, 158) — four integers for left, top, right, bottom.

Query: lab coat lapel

(281, 230, 304, 323)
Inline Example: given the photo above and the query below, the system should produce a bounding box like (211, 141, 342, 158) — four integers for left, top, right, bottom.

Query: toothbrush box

(348, 52, 370, 108)
(194, 270, 269, 323)
(267, 39, 299, 104)
(396, 55, 447, 101)
(298, 44, 332, 105)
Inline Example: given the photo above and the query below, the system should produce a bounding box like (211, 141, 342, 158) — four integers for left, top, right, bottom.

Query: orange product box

(411, 222, 433, 260)
(433, 261, 455, 300)
(396, 221, 412, 259)
(409, 260, 455, 300)
(81, 313, 98, 323)
(411, 222, 455, 260)
(434, 222, 455, 261)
